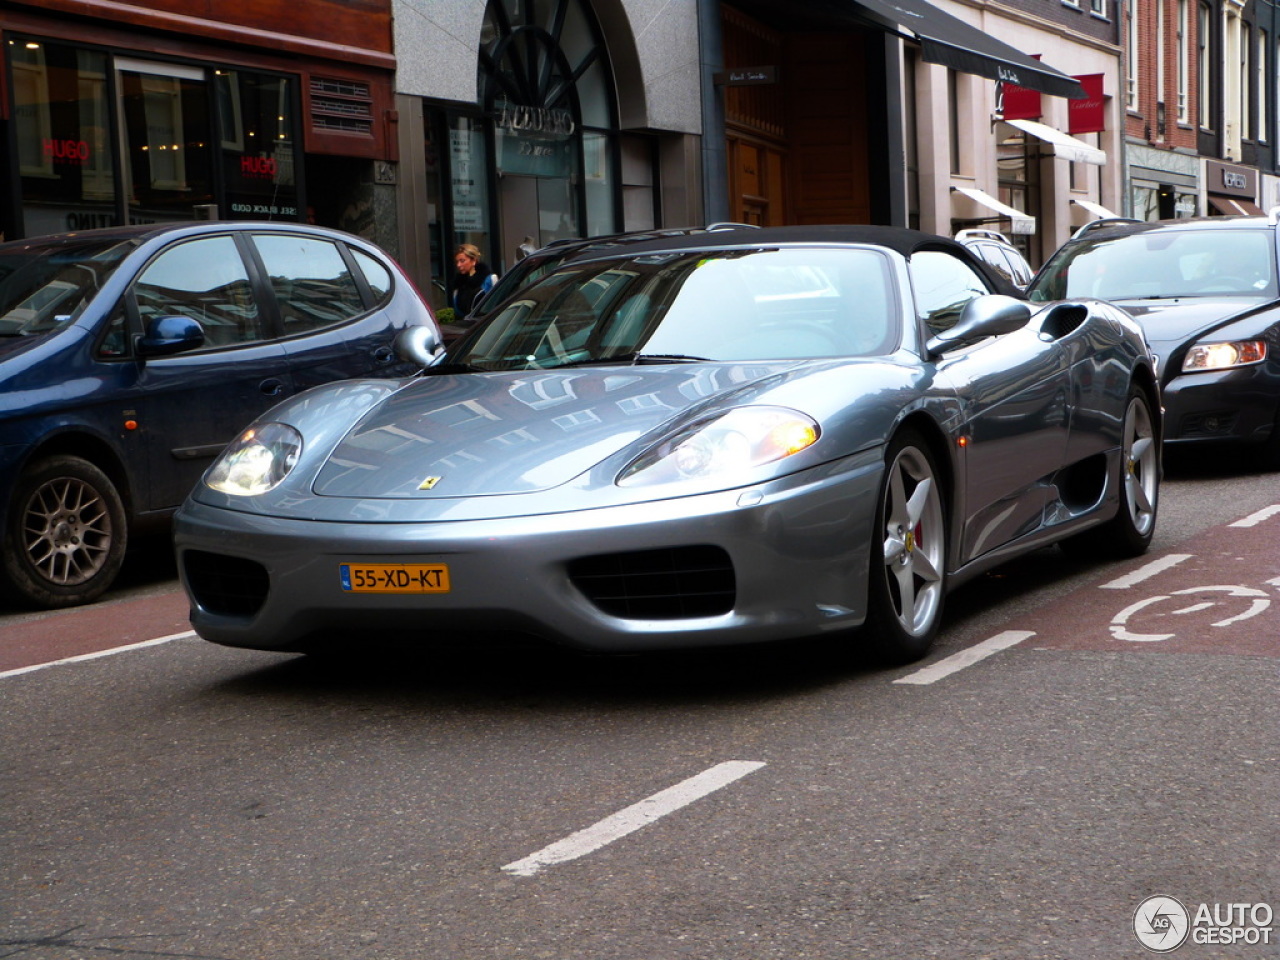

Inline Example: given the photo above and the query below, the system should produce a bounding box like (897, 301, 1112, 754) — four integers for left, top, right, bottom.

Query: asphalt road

(2, 450, 1277, 960)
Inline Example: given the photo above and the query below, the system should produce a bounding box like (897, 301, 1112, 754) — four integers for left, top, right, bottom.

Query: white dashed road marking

(1099, 554, 1193, 590)
(501, 760, 766, 877)
(891, 630, 1035, 685)
(1230, 504, 1280, 527)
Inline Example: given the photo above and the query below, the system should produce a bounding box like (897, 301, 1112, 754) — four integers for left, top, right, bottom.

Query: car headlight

(205, 422, 302, 495)
(618, 406, 819, 487)
(1181, 340, 1266, 372)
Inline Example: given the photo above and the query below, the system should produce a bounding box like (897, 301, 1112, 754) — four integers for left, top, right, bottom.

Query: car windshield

(0, 238, 134, 336)
(469, 250, 567, 321)
(446, 246, 899, 372)
(1029, 228, 1279, 302)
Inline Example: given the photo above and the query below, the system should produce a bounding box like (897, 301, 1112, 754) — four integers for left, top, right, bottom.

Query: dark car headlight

(618, 406, 819, 487)
(1181, 340, 1266, 373)
(205, 422, 303, 496)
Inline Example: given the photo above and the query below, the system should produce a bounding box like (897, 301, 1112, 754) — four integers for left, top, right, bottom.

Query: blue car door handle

(373, 346, 395, 364)
(260, 378, 286, 397)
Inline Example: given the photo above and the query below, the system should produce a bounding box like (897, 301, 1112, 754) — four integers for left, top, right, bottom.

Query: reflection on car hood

(1116, 296, 1269, 349)
(312, 362, 803, 498)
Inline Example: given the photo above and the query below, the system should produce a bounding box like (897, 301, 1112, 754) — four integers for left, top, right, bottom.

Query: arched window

(479, 0, 619, 251)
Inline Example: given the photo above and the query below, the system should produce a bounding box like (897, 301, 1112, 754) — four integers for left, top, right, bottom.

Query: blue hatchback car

(0, 221, 436, 608)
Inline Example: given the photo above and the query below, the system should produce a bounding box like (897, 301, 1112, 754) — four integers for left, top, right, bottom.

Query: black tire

(1060, 388, 1158, 560)
(1, 456, 128, 609)
(863, 429, 948, 665)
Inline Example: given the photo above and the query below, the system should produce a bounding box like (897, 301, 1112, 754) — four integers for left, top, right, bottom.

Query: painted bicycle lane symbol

(1008, 506, 1280, 657)
(1109, 578, 1280, 643)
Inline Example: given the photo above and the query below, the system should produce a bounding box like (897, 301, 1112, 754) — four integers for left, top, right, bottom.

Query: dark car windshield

(447, 246, 899, 372)
(1029, 228, 1278, 302)
(467, 250, 567, 322)
(0, 238, 134, 336)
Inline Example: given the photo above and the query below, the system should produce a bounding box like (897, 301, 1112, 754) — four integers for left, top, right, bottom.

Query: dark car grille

(567, 546, 736, 620)
(183, 550, 270, 618)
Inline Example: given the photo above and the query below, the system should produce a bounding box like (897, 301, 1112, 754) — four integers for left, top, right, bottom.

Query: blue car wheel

(2, 455, 128, 609)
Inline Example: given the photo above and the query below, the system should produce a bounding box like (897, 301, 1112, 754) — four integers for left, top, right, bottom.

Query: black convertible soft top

(550, 223, 1025, 299)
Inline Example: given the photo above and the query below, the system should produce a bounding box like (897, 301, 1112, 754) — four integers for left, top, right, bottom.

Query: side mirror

(136, 315, 205, 357)
(926, 295, 1031, 356)
(396, 324, 444, 368)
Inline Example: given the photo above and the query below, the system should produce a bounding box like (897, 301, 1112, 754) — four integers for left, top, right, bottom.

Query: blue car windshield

(1030, 229, 1279, 302)
(0, 238, 134, 336)
(449, 247, 900, 371)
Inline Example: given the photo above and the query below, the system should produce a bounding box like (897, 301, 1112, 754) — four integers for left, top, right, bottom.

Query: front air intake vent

(183, 550, 270, 618)
(567, 545, 736, 620)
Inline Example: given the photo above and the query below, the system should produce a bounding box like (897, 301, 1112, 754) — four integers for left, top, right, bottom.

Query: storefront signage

(239, 156, 277, 179)
(1068, 74, 1106, 134)
(999, 81, 1042, 121)
(997, 54, 1041, 121)
(43, 139, 91, 165)
(713, 66, 778, 86)
(1208, 161, 1256, 197)
(496, 103, 575, 137)
(493, 99, 574, 179)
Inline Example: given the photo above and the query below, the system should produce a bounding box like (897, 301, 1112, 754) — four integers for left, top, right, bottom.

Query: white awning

(1005, 118, 1106, 166)
(951, 186, 1036, 235)
(1071, 198, 1121, 220)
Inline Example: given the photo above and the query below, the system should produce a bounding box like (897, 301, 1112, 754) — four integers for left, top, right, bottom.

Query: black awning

(744, 0, 1085, 100)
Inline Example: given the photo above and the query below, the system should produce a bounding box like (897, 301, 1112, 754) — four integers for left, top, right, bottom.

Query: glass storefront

(423, 0, 620, 282)
(11, 39, 115, 236)
(1132, 182, 1197, 219)
(217, 70, 299, 222)
(5, 35, 302, 239)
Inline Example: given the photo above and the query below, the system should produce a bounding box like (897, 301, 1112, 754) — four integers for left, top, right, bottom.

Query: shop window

(220, 72, 300, 221)
(584, 132, 616, 237)
(117, 60, 213, 224)
(10, 39, 115, 237)
(448, 115, 495, 263)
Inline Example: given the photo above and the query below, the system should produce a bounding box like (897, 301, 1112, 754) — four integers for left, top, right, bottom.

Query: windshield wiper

(633, 353, 712, 363)
(547, 352, 714, 368)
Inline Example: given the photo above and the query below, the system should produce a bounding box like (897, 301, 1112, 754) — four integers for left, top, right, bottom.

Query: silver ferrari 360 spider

(174, 225, 1161, 664)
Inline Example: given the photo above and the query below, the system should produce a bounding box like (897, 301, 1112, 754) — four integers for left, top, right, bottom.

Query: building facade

(7, 0, 1275, 302)
(390, 0, 705, 307)
(0, 0, 400, 251)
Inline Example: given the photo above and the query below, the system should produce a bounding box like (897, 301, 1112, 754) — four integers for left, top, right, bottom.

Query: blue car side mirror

(136, 315, 206, 357)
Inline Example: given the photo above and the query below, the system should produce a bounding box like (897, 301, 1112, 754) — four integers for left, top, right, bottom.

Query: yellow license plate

(339, 563, 450, 593)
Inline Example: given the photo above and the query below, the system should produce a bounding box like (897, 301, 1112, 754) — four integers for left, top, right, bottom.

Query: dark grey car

(1029, 211, 1280, 468)
(175, 225, 1160, 665)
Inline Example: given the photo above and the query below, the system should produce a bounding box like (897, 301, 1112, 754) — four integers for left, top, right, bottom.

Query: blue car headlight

(1181, 340, 1266, 372)
(205, 422, 302, 496)
(618, 406, 819, 488)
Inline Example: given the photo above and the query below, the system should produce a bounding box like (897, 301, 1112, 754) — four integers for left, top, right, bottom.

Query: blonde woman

(450, 243, 499, 317)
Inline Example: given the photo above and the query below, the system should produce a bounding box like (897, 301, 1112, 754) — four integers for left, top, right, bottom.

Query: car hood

(1115, 296, 1268, 346)
(312, 362, 811, 499)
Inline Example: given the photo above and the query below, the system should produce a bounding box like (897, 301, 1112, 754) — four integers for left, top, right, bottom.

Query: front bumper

(1161, 362, 1280, 448)
(174, 454, 882, 653)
